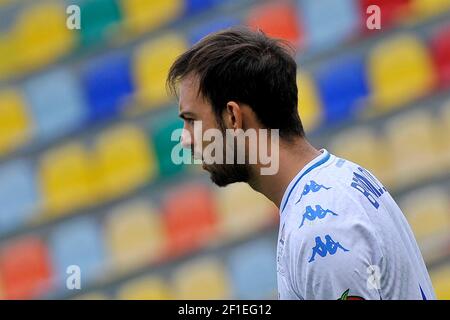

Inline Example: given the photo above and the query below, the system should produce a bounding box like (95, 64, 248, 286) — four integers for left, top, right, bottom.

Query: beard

(203, 162, 250, 187)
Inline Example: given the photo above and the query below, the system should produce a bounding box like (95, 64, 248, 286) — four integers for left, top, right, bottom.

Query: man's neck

(248, 137, 321, 209)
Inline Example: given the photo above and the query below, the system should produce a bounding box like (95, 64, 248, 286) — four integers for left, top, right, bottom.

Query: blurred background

(0, 0, 449, 300)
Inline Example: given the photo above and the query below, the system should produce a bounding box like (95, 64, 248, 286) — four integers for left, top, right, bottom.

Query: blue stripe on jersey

(281, 150, 331, 213)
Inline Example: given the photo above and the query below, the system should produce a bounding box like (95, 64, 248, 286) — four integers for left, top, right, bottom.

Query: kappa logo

(299, 205, 338, 228)
(308, 234, 349, 263)
(296, 181, 331, 204)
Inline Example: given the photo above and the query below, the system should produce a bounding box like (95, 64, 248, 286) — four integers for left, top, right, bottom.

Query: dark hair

(167, 26, 304, 138)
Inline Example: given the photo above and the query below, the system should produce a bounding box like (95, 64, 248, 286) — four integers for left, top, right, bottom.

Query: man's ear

(223, 101, 243, 131)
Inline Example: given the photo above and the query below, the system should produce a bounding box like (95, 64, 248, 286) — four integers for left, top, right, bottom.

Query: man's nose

(180, 127, 192, 149)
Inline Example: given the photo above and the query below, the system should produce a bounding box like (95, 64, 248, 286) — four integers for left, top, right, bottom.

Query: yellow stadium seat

(105, 201, 165, 274)
(368, 35, 436, 112)
(297, 73, 322, 133)
(133, 34, 188, 109)
(172, 258, 231, 299)
(384, 110, 440, 189)
(412, 0, 450, 19)
(401, 187, 450, 243)
(431, 265, 450, 300)
(119, 0, 182, 35)
(13, 3, 76, 73)
(216, 183, 276, 241)
(95, 124, 156, 199)
(330, 127, 393, 188)
(0, 89, 32, 156)
(39, 143, 95, 217)
(117, 276, 172, 300)
(0, 34, 18, 81)
(441, 100, 450, 171)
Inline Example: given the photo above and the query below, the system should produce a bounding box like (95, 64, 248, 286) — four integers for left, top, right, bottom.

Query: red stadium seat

(161, 184, 218, 258)
(359, 0, 413, 32)
(0, 236, 53, 299)
(246, 2, 303, 49)
(431, 24, 450, 88)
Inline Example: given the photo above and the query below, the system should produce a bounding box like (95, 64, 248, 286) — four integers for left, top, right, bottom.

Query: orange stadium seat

(431, 265, 450, 300)
(330, 127, 393, 187)
(104, 200, 166, 273)
(133, 34, 188, 110)
(117, 275, 172, 299)
(38, 142, 95, 217)
(401, 187, 450, 247)
(13, 2, 76, 73)
(246, 1, 303, 48)
(384, 110, 441, 189)
(368, 35, 436, 112)
(162, 184, 218, 257)
(0, 236, 53, 299)
(172, 258, 230, 299)
(94, 124, 157, 200)
(431, 24, 450, 88)
(297, 73, 322, 133)
(0, 88, 32, 157)
(216, 183, 276, 241)
(119, 0, 183, 35)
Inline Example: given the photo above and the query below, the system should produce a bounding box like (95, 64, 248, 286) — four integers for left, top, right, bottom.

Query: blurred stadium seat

(359, 0, 413, 29)
(82, 53, 134, 123)
(228, 239, 277, 299)
(172, 258, 230, 299)
(368, 35, 436, 112)
(296, 73, 322, 132)
(0, 88, 31, 156)
(49, 216, 105, 288)
(95, 124, 156, 199)
(162, 184, 218, 257)
(247, 1, 303, 48)
(0, 160, 39, 234)
(431, 24, 450, 88)
(0, 236, 53, 299)
(298, 0, 359, 50)
(412, 0, 450, 19)
(104, 200, 166, 273)
(0, 33, 16, 81)
(315, 54, 369, 125)
(38, 142, 94, 217)
(189, 16, 239, 45)
(23, 68, 87, 142)
(431, 265, 450, 299)
(117, 275, 172, 300)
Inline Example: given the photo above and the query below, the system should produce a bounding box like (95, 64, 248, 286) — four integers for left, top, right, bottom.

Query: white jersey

(277, 149, 436, 300)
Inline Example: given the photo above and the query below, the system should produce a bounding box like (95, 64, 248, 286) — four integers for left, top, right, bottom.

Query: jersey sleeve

(288, 189, 385, 300)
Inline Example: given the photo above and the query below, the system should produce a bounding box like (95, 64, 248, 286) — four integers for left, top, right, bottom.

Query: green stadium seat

(14, 2, 76, 72)
(104, 200, 165, 273)
(119, 0, 183, 35)
(117, 275, 172, 299)
(172, 258, 230, 299)
(246, 1, 303, 48)
(79, 0, 122, 46)
(133, 34, 188, 109)
(0, 88, 31, 157)
(38, 142, 95, 217)
(216, 183, 276, 241)
(368, 35, 436, 112)
(94, 124, 157, 200)
(162, 183, 217, 257)
(0, 236, 53, 299)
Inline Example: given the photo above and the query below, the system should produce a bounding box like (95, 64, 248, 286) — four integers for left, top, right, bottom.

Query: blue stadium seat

(188, 17, 239, 45)
(183, 0, 221, 17)
(23, 68, 87, 142)
(0, 160, 39, 234)
(297, 0, 359, 51)
(82, 53, 134, 123)
(49, 216, 105, 288)
(315, 54, 369, 125)
(228, 238, 277, 299)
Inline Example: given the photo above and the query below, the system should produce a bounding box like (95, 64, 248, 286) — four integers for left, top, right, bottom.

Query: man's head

(167, 27, 304, 186)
